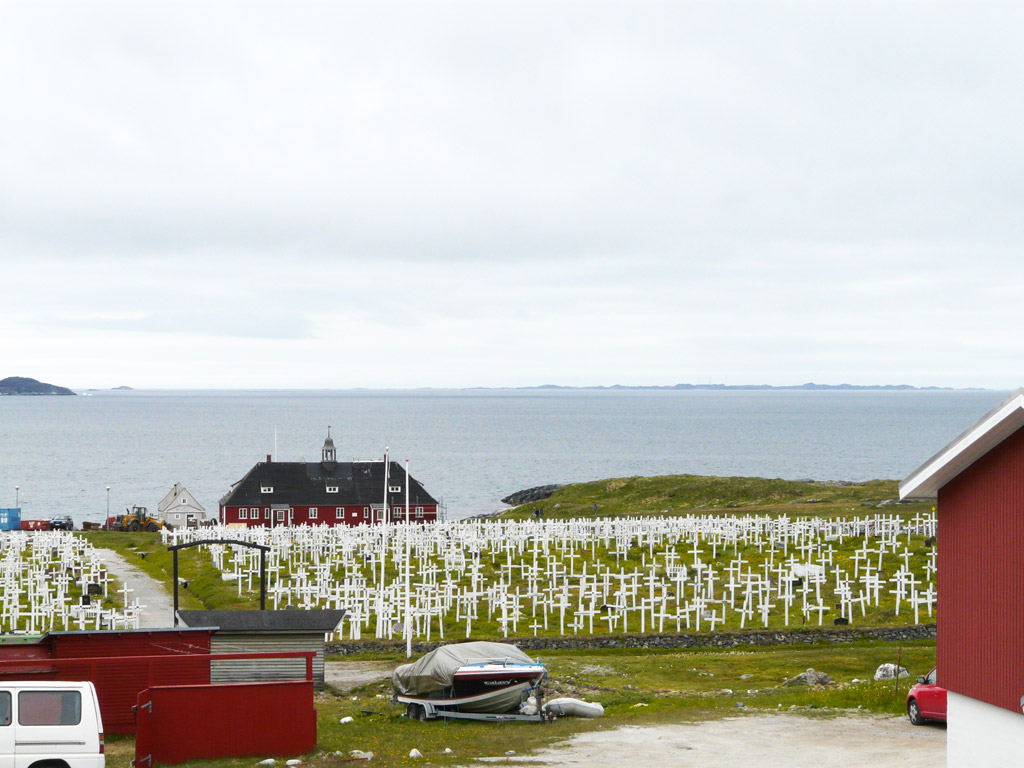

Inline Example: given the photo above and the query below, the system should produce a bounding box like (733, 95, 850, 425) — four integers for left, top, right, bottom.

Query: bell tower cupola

(322, 426, 338, 470)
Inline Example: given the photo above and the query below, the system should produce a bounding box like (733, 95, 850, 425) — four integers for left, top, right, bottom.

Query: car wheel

(908, 699, 925, 725)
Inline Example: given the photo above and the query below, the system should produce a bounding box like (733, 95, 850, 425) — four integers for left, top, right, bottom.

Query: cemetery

(0, 481, 942, 767)
(146, 511, 937, 644)
(0, 530, 141, 632)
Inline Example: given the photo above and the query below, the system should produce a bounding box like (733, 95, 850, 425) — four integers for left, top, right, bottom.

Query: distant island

(112, 385, 134, 390)
(476, 382, 967, 392)
(0, 376, 76, 396)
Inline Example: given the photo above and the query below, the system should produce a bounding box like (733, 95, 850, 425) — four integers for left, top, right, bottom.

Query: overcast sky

(2, 2, 1022, 389)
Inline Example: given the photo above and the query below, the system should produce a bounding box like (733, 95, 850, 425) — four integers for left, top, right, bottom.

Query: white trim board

(900, 388, 1024, 500)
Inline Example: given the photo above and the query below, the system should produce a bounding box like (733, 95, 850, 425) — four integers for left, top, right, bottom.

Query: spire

(322, 426, 337, 468)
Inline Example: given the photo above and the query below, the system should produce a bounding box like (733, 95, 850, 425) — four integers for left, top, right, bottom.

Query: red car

(907, 667, 946, 724)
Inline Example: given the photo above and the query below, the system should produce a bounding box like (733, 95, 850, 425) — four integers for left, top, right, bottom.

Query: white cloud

(1, 1, 1023, 388)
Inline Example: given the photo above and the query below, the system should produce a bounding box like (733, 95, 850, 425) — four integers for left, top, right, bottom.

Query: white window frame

(336, 507, 344, 518)
(415, 507, 424, 519)
(239, 508, 248, 520)
(265, 509, 271, 519)
(326, 485, 339, 493)
(389, 485, 401, 493)
(276, 509, 285, 522)
(309, 508, 318, 519)
(261, 486, 273, 493)
(363, 509, 370, 520)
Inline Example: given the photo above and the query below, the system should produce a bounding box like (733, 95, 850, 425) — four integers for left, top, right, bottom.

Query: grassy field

(81, 531, 261, 610)
(101, 638, 935, 768)
(501, 475, 933, 520)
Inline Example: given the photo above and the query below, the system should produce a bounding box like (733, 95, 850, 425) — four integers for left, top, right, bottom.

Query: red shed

(901, 388, 1024, 768)
(0, 628, 215, 734)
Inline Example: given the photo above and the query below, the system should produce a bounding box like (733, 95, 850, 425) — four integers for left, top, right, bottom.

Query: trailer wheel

(406, 703, 426, 721)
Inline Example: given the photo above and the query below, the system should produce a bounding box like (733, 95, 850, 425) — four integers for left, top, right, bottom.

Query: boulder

(784, 668, 834, 686)
(501, 485, 564, 506)
(873, 663, 910, 681)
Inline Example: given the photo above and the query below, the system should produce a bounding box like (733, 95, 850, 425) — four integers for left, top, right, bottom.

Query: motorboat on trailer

(392, 641, 548, 721)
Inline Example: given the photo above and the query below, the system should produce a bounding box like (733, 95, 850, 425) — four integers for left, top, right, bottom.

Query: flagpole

(405, 459, 412, 658)
(377, 447, 389, 638)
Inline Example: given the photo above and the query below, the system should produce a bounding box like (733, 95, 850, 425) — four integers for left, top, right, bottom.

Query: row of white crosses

(0, 531, 141, 633)
(165, 510, 937, 641)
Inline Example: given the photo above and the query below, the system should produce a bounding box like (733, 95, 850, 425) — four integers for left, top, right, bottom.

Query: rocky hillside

(0, 376, 76, 395)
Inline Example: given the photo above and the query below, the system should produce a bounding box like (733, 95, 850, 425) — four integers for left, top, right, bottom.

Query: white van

(0, 681, 104, 768)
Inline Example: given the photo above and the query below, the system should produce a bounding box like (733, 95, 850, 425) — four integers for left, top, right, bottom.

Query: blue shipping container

(0, 508, 22, 530)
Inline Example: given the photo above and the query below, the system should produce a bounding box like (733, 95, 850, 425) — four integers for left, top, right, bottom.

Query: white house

(157, 483, 208, 528)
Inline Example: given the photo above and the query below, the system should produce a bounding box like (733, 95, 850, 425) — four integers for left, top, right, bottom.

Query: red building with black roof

(219, 431, 439, 527)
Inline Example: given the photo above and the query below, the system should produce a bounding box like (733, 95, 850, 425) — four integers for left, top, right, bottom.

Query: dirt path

(324, 661, 393, 691)
(469, 714, 945, 767)
(94, 548, 176, 628)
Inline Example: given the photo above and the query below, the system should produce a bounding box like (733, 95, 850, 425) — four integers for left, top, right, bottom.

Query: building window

(416, 508, 424, 518)
(276, 510, 285, 521)
(309, 508, 318, 519)
(363, 509, 370, 520)
(261, 486, 273, 493)
(389, 485, 401, 493)
(265, 509, 271, 519)
(336, 507, 344, 518)
(326, 485, 338, 493)
(181, 497, 187, 504)
(239, 508, 248, 520)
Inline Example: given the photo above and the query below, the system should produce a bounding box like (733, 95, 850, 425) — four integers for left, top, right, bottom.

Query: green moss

(501, 475, 934, 520)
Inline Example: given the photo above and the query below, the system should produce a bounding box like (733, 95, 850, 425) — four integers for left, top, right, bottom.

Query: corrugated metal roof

(177, 609, 345, 632)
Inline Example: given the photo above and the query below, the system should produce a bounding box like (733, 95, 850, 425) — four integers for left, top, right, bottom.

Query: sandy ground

(324, 661, 393, 690)
(94, 548, 177, 627)
(468, 714, 945, 768)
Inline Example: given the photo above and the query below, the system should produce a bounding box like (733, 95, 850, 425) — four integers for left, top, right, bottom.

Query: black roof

(220, 459, 439, 508)
(176, 609, 346, 632)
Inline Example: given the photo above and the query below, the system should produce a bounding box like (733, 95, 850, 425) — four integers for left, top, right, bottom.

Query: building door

(0, 689, 12, 768)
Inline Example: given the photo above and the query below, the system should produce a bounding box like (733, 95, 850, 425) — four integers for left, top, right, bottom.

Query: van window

(0, 691, 10, 726)
(18, 691, 82, 726)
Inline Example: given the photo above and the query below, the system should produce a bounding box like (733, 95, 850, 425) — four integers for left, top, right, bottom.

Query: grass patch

(501, 475, 934, 519)
(81, 532, 261, 611)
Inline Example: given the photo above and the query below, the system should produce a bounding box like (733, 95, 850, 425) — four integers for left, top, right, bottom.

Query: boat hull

(402, 681, 536, 714)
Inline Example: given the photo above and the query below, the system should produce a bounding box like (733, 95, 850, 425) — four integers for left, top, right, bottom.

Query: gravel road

(94, 548, 177, 627)
(468, 713, 945, 767)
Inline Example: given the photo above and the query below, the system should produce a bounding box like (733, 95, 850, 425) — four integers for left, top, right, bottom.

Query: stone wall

(328, 623, 936, 656)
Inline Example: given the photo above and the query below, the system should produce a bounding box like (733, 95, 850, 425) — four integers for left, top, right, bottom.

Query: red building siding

(938, 426, 1024, 715)
(0, 630, 215, 734)
(221, 504, 438, 527)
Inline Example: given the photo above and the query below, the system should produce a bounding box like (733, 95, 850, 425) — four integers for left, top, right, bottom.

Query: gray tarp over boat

(392, 642, 538, 696)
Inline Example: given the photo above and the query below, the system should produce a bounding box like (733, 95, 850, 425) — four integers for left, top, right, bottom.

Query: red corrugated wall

(939, 426, 1024, 715)
(0, 630, 215, 734)
(135, 680, 317, 765)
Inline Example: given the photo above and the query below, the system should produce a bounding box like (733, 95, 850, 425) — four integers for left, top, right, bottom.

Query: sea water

(0, 388, 1007, 523)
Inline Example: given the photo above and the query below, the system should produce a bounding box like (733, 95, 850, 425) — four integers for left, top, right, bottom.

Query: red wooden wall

(135, 680, 317, 765)
(939, 426, 1024, 715)
(0, 629, 215, 734)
